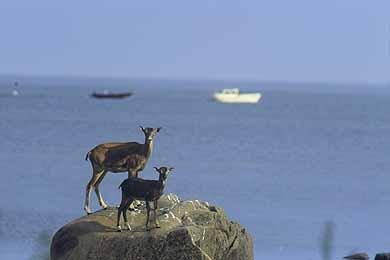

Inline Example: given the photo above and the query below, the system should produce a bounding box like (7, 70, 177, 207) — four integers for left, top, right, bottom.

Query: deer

(117, 166, 174, 232)
(84, 126, 161, 214)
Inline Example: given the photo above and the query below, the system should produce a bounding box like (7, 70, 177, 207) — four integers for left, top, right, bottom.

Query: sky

(0, 0, 389, 83)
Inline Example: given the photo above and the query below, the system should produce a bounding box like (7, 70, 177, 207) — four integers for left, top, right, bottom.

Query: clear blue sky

(0, 0, 389, 83)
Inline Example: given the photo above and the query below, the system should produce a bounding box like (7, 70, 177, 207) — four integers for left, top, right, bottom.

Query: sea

(1, 77, 390, 260)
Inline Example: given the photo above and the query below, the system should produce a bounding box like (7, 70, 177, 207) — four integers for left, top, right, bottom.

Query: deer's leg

(94, 171, 108, 209)
(154, 200, 160, 228)
(84, 169, 103, 214)
(145, 200, 151, 230)
(127, 169, 137, 178)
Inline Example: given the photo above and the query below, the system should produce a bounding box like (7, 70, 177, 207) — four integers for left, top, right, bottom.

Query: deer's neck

(143, 139, 154, 159)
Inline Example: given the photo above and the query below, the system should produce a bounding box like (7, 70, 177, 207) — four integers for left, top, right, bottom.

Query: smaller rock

(209, 205, 218, 212)
(375, 253, 390, 260)
(344, 253, 369, 260)
(181, 212, 194, 226)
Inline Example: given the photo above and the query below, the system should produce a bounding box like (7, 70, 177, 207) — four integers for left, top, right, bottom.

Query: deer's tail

(85, 151, 91, 161)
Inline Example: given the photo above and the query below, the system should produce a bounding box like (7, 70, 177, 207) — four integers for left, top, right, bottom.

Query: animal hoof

(117, 226, 122, 232)
(84, 206, 92, 215)
(155, 224, 161, 228)
(125, 223, 132, 231)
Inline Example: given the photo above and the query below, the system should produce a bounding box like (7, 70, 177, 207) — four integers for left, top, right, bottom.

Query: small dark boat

(91, 91, 133, 99)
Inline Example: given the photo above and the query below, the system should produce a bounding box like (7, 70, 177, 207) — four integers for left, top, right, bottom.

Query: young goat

(116, 166, 174, 232)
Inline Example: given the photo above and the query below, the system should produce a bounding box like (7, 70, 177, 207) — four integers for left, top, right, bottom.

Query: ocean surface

(1, 78, 390, 260)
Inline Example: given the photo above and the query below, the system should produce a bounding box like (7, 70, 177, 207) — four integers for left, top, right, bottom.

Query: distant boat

(90, 90, 133, 99)
(213, 88, 261, 104)
(12, 81, 19, 96)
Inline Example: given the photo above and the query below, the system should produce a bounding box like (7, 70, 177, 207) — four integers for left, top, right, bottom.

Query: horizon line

(0, 72, 388, 87)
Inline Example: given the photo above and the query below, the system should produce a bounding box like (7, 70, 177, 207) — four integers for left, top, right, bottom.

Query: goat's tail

(85, 151, 91, 161)
(118, 179, 127, 189)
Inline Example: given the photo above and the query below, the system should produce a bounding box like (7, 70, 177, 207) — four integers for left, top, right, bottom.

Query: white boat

(213, 88, 261, 104)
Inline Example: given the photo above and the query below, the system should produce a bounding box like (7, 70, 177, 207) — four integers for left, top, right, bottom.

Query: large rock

(50, 194, 253, 260)
(376, 253, 390, 260)
(344, 253, 369, 260)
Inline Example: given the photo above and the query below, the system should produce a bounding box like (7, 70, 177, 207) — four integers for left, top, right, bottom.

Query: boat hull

(91, 92, 132, 99)
(213, 93, 261, 103)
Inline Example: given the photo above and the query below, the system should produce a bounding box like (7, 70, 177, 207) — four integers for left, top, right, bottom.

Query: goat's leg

(154, 200, 160, 228)
(117, 197, 133, 232)
(84, 170, 102, 214)
(123, 198, 133, 231)
(145, 201, 151, 230)
(117, 202, 124, 232)
(94, 171, 108, 209)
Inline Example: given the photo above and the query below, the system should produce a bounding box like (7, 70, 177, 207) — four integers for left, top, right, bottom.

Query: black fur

(116, 166, 173, 231)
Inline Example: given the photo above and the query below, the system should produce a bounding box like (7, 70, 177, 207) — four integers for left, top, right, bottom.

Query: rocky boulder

(376, 253, 390, 260)
(344, 253, 369, 260)
(50, 194, 253, 260)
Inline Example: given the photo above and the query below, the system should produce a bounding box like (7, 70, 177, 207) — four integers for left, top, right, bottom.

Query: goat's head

(153, 166, 174, 181)
(140, 126, 161, 142)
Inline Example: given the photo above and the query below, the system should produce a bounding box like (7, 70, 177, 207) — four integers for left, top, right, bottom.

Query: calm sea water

(1, 79, 390, 259)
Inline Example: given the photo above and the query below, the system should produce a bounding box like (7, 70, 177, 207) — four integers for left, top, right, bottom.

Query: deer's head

(140, 126, 161, 142)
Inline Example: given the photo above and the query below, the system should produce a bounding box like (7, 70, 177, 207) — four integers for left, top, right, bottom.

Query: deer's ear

(153, 167, 159, 172)
(157, 127, 162, 132)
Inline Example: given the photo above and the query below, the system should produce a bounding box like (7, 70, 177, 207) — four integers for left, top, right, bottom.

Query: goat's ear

(157, 127, 162, 132)
(153, 167, 159, 172)
(169, 167, 174, 172)
(139, 126, 145, 132)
